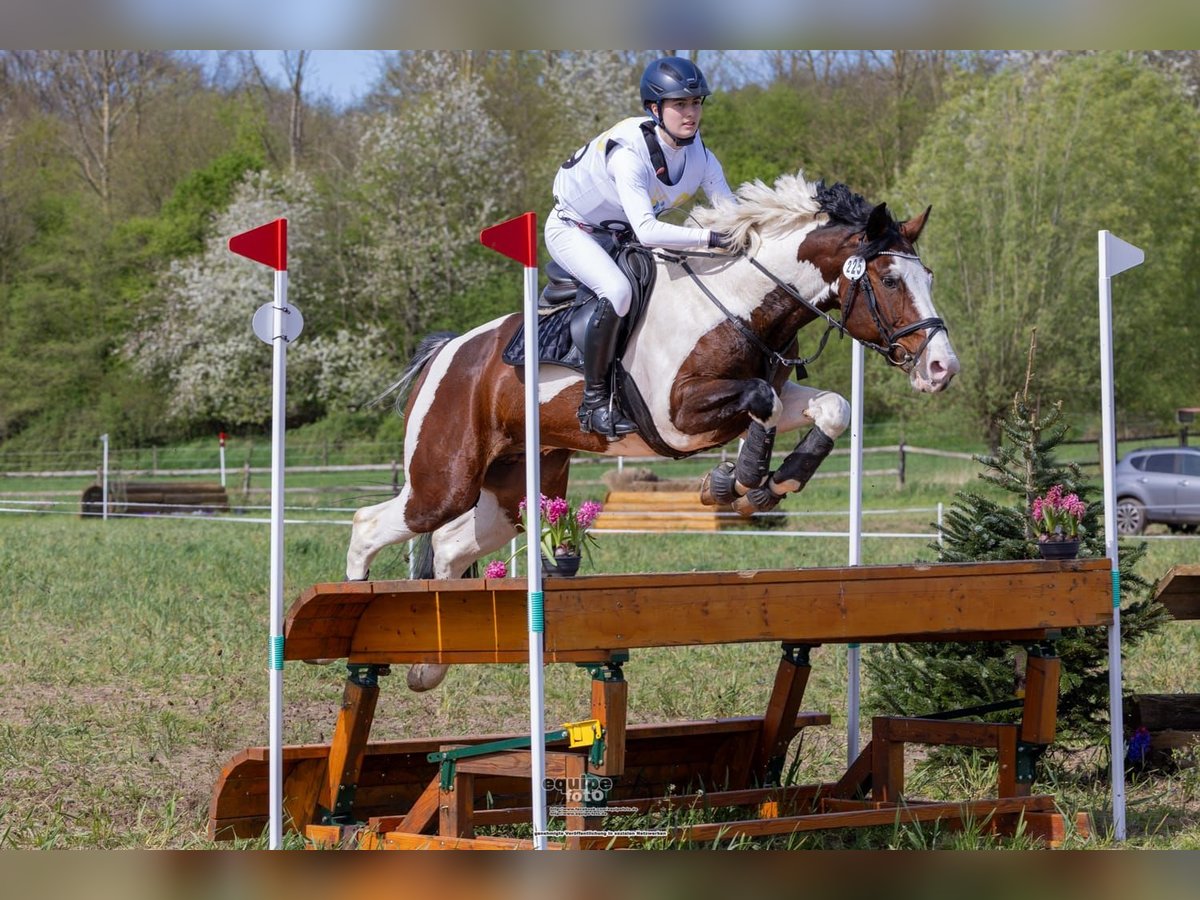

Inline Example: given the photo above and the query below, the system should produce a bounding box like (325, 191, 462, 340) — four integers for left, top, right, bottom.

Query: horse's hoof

(407, 663, 450, 692)
(700, 462, 738, 506)
(733, 486, 782, 517)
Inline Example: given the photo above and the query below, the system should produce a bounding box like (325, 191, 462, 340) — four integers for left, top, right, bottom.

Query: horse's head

(832, 201, 959, 393)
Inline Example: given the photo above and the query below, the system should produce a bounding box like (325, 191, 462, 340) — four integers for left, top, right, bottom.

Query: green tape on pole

(270, 634, 285, 670)
(1111, 569, 1121, 609)
(529, 591, 544, 633)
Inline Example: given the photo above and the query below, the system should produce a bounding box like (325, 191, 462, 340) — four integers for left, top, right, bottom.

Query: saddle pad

(501, 305, 585, 372)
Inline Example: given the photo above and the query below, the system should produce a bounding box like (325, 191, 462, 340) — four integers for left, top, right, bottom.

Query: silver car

(1115, 446, 1200, 535)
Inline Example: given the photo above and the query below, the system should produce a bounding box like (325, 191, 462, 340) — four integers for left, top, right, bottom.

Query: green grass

(1, 445, 1198, 849)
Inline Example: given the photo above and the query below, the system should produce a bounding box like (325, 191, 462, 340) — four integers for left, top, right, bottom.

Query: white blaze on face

(892, 256, 960, 392)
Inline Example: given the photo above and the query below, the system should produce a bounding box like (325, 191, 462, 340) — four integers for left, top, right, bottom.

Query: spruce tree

(865, 334, 1167, 742)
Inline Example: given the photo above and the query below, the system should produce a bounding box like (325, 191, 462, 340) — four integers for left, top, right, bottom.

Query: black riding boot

(579, 299, 637, 437)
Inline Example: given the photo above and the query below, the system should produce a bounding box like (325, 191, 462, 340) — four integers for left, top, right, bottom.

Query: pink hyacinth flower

(484, 560, 508, 579)
(576, 500, 603, 529)
(545, 496, 569, 525)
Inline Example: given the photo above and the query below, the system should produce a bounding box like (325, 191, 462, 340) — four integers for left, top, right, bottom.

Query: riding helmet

(639, 56, 711, 111)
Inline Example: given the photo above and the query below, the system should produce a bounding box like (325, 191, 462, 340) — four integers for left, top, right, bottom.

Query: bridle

(662, 239, 947, 377)
(838, 249, 948, 369)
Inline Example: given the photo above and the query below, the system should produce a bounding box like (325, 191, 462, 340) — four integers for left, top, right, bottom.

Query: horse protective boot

(578, 299, 637, 438)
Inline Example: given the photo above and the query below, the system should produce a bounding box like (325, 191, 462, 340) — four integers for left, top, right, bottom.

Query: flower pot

(1038, 538, 1080, 561)
(542, 554, 581, 577)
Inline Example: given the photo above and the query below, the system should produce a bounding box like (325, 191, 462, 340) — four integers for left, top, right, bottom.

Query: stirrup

(579, 403, 637, 438)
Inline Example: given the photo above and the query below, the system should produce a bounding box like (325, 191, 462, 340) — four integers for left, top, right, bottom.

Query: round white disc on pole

(252, 302, 304, 345)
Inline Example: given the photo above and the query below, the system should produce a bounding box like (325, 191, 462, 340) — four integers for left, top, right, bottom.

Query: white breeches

(544, 211, 633, 316)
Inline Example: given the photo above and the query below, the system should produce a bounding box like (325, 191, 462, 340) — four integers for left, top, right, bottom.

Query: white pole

(100, 433, 109, 522)
(522, 261, 547, 850)
(267, 268, 288, 850)
(1098, 230, 1142, 842)
(219, 432, 228, 488)
(846, 340, 865, 765)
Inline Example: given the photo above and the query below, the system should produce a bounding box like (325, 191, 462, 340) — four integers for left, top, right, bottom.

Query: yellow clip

(562, 719, 603, 748)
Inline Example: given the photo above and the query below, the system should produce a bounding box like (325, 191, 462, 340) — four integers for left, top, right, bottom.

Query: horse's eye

(881, 275, 900, 289)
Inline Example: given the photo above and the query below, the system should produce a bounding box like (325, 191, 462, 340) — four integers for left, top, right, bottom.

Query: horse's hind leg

(346, 487, 418, 581)
(407, 452, 574, 693)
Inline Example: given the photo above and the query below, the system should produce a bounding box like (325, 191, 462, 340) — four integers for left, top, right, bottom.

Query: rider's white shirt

(552, 116, 733, 250)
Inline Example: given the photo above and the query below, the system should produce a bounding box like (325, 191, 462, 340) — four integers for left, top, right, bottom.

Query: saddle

(500, 237, 701, 461)
(501, 237, 656, 373)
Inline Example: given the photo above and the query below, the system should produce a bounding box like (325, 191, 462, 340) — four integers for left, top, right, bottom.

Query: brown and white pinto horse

(347, 174, 959, 690)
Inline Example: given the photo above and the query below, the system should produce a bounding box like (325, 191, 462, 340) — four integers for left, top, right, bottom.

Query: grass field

(1, 450, 1198, 850)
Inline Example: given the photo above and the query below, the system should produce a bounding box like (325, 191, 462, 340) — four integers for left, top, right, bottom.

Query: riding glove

(708, 230, 735, 250)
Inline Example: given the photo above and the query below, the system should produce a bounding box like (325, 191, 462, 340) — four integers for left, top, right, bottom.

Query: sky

(210, 51, 388, 109)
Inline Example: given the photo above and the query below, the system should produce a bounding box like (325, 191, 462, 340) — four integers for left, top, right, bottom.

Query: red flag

(229, 218, 287, 271)
(481, 212, 537, 267)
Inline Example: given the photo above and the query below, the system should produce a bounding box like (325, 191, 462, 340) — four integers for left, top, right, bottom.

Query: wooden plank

(752, 652, 811, 784)
(876, 718, 1012, 749)
(439, 772, 474, 838)
(1131, 694, 1200, 731)
(282, 758, 326, 833)
(674, 795, 1057, 843)
(285, 561, 1111, 663)
(1021, 655, 1061, 744)
(1153, 564, 1200, 620)
(591, 676, 627, 777)
(396, 777, 442, 836)
(321, 676, 380, 819)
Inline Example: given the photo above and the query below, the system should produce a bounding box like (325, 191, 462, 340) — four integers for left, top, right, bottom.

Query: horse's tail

(371, 331, 459, 415)
(411, 532, 434, 579)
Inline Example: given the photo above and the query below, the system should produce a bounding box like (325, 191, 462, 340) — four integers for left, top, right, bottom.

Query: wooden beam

(284, 560, 1113, 664)
(1021, 655, 1061, 745)
(674, 796, 1057, 843)
(1153, 564, 1200, 620)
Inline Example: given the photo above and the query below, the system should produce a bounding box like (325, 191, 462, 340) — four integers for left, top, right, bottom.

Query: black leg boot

(579, 299, 637, 437)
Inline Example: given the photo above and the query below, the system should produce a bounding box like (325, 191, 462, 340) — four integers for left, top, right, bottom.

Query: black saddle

(501, 238, 656, 373)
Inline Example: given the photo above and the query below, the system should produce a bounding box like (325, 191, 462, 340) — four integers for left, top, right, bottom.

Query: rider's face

(655, 97, 704, 144)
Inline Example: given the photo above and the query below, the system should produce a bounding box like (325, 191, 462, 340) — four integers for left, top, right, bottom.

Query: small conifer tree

(865, 333, 1167, 742)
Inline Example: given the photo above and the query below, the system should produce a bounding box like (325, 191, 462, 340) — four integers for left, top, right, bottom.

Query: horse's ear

(900, 205, 932, 244)
(865, 203, 890, 242)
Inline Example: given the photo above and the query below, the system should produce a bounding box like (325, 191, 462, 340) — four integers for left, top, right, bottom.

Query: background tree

(865, 339, 1167, 743)
(888, 53, 1200, 445)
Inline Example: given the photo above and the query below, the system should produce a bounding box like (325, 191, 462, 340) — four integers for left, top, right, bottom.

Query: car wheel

(1116, 497, 1146, 536)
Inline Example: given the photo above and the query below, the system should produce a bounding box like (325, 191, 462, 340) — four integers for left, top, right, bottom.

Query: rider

(546, 55, 736, 438)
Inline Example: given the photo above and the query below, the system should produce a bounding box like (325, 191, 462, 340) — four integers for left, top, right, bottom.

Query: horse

(346, 173, 960, 691)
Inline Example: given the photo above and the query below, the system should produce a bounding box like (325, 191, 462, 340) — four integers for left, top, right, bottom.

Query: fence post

(391, 460, 400, 496)
(896, 442, 906, 489)
(241, 462, 252, 505)
(1181, 427, 1189, 448)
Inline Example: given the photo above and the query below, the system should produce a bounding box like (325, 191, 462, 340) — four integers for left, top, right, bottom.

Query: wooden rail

(284, 559, 1113, 665)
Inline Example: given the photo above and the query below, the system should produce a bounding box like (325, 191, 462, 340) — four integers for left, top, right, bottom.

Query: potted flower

(1030, 484, 1086, 559)
(520, 494, 603, 576)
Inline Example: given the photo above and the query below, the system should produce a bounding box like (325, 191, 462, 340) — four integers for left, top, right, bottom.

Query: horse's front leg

(732, 384, 849, 516)
(695, 378, 782, 506)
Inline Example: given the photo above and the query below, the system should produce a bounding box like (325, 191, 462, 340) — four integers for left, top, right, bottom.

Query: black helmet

(640, 56, 711, 111)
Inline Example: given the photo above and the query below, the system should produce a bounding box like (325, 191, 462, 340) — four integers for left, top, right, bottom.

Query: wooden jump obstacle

(209, 558, 1113, 849)
(1130, 565, 1200, 760)
(81, 481, 229, 516)
(593, 490, 736, 532)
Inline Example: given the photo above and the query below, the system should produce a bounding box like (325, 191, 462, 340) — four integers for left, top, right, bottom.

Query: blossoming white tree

(125, 170, 392, 426)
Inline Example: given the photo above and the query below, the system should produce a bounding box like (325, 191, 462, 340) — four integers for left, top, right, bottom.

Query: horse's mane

(691, 172, 823, 246)
(691, 173, 895, 255)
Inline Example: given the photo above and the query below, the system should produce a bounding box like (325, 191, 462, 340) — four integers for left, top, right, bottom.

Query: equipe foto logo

(544, 776, 613, 804)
